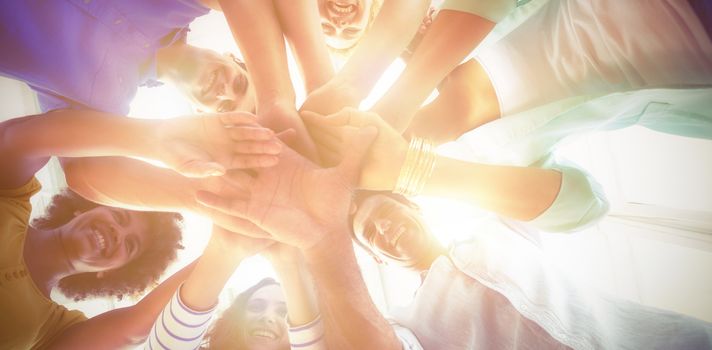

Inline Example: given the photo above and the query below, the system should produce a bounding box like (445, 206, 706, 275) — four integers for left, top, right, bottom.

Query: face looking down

(317, 0, 374, 50)
(179, 49, 256, 114)
(351, 193, 435, 267)
(242, 284, 290, 350)
(59, 207, 150, 273)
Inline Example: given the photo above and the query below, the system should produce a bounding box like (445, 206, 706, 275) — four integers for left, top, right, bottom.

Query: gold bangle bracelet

(393, 137, 436, 196)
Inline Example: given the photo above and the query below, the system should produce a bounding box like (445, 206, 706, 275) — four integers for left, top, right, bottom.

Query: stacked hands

(189, 109, 394, 252)
(154, 112, 283, 178)
(165, 105, 408, 257)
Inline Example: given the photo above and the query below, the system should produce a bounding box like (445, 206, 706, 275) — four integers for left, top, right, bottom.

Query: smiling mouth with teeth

(389, 225, 407, 247)
(250, 328, 278, 340)
(327, 1, 357, 16)
(91, 227, 108, 256)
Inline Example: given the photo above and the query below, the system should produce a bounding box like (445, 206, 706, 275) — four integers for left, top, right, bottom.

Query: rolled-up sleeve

(440, 0, 516, 22)
(529, 158, 609, 233)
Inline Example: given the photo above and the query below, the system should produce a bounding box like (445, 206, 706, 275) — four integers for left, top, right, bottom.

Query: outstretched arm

(63, 155, 272, 237)
(266, 245, 319, 326)
(146, 226, 271, 349)
(372, 9, 495, 131)
(0, 109, 281, 189)
(302, 109, 562, 223)
(47, 261, 197, 349)
(300, 0, 430, 115)
(273, 0, 334, 93)
(218, 0, 319, 158)
(303, 227, 401, 350)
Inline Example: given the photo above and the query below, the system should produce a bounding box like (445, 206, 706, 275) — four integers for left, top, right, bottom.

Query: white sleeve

(390, 322, 424, 350)
(529, 155, 609, 233)
(288, 314, 326, 350)
(144, 285, 216, 350)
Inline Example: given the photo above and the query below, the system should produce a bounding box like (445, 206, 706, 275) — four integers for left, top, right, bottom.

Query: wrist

(392, 137, 437, 196)
(257, 95, 296, 115)
(302, 224, 353, 266)
(331, 71, 371, 102)
(204, 234, 249, 264)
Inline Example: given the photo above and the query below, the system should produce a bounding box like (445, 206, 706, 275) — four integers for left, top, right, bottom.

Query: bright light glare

(414, 196, 495, 246)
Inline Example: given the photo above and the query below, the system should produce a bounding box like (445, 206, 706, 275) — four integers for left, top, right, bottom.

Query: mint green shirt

(440, 0, 517, 23)
(442, 88, 712, 232)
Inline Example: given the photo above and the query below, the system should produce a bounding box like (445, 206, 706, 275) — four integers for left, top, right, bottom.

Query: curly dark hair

(202, 278, 281, 350)
(31, 189, 184, 301)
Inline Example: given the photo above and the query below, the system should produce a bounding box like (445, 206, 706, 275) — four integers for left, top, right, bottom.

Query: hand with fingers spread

(156, 112, 283, 177)
(301, 108, 409, 191)
(195, 126, 379, 250)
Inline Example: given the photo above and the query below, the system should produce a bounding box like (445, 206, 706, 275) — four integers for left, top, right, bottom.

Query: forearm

(61, 156, 198, 212)
(274, 0, 334, 93)
(272, 256, 319, 327)
(180, 232, 247, 311)
(303, 227, 400, 350)
(423, 156, 562, 221)
(219, 0, 296, 110)
(336, 0, 430, 98)
(48, 262, 197, 349)
(0, 110, 160, 160)
(373, 10, 495, 131)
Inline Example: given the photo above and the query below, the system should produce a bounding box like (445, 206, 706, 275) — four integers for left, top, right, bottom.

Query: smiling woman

(317, 0, 382, 53)
(204, 278, 289, 350)
(30, 189, 183, 302)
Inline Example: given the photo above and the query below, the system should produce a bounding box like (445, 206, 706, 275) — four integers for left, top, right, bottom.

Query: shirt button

(143, 43, 150, 48)
(114, 19, 123, 25)
(84, 0, 91, 3)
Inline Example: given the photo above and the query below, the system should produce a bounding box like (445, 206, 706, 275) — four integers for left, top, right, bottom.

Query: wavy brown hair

(31, 189, 184, 301)
(202, 278, 281, 349)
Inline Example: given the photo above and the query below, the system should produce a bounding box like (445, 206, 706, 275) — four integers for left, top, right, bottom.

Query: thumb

(337, 126, 378, 183)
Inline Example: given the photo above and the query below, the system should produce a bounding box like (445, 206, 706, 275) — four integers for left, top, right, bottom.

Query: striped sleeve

(145, 285, 216, 350)
(288, 314, 326, 350)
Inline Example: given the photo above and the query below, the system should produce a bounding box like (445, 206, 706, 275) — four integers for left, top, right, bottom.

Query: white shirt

(391, 220, 712, 349)
(475, 0, 712, 116)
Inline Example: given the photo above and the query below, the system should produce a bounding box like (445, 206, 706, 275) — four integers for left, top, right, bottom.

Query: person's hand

(208, 224, 274, 262)
(263, 243, 303, 267)
(194, 126, 378, 250)
(300, 78, 362, 117)
(257, 102, 321, 163)
(156, 112, 282, 177)
(302, 108, 408, 191)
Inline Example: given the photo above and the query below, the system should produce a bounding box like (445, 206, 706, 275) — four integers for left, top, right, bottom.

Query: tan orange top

(0, 178, 86, 349)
